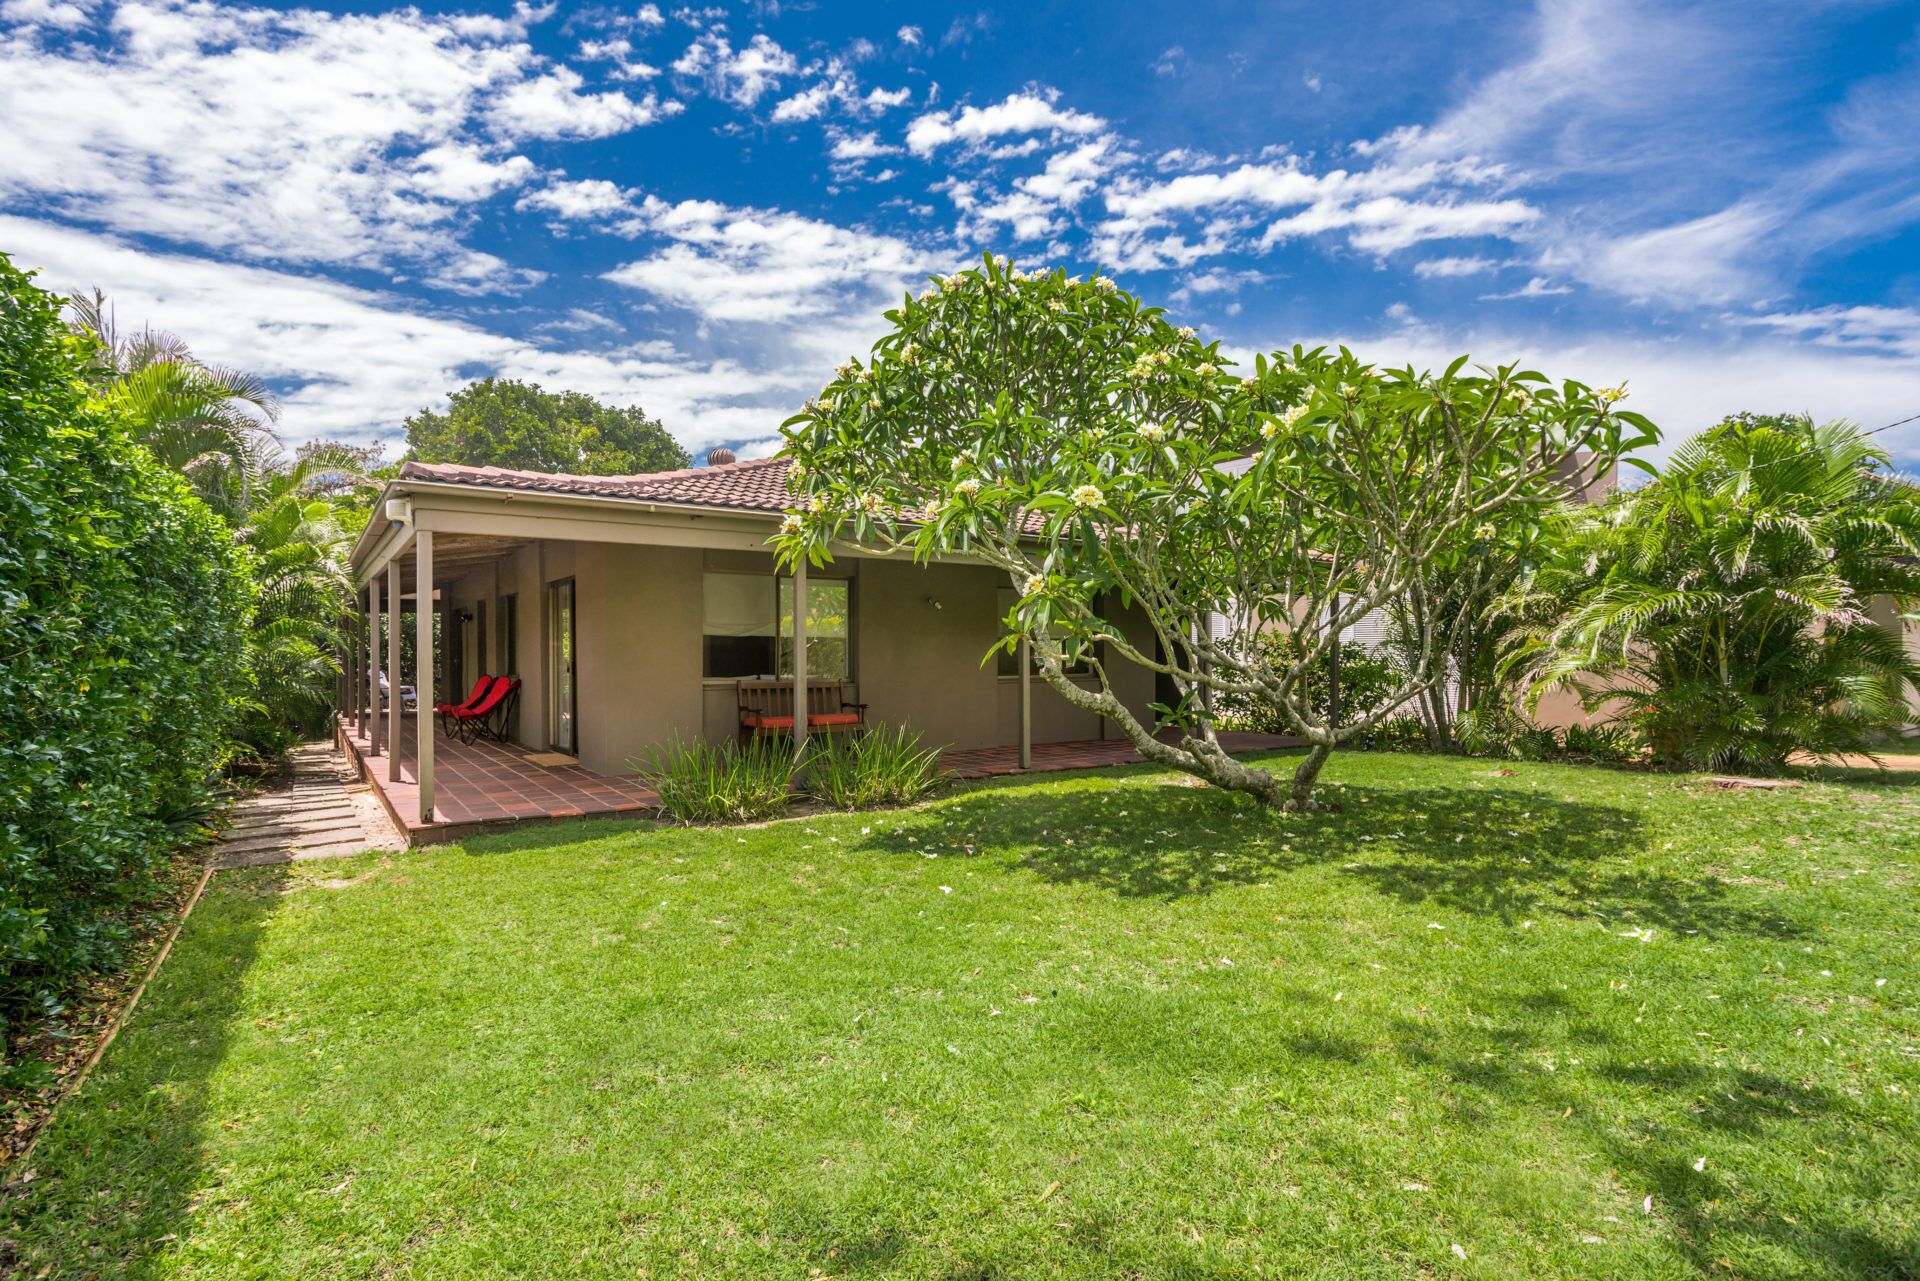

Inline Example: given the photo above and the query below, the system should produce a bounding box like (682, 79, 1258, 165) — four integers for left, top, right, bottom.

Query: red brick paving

(340, 713, 1300, 844)
(340, 714, 658, 841)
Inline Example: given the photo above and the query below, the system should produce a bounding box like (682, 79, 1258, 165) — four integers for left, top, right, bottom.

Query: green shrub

(805, 725, 949, 810)
(1562, 722, 1642, 764)
(1455, 705, 1562, 761)
(635, 737, 799, 824)
(1362, 715, 1432, 753)
(1, 255, 253, 1073)
(1514, 414, 1920, 773)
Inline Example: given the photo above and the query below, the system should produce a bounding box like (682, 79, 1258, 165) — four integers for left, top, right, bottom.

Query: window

(779, 577, 849, 680)
(703, 573, 776, 678)
(997, 586, 1091, 676)
(703, 572, 852, 680)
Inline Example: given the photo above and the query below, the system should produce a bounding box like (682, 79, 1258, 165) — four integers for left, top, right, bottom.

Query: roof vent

(706, 446, 737, 467)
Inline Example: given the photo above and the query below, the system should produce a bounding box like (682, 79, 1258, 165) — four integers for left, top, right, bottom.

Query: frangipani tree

(772, 255, 1655, 810)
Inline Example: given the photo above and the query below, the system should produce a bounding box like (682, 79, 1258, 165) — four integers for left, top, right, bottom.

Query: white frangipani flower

(955, 477, 982, 498)
(1071, 484, 1104, 509)
(1022, 572, 1046, 595)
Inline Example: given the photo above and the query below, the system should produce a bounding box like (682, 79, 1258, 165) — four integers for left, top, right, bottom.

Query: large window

(780, 577, 849, 680)
(703, 572, 851, 679)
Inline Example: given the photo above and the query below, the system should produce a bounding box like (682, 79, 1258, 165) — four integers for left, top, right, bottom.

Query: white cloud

(1550, 200, 1780, 306)
(407, 144, 535, 202)
(488, 68, 677, 140)
(770, 81, 832, 122)
(897, 24, 921, 47)
(1413, 255, 1499, 278)
(538, 307, 624, 334)
(0, 0, 93, 29)
(829, 131, 902, 161)
(906, 89, 1105, 156)
(672, 32, 797, 108)
(1478, 275, 1573, 300)
(861, 85, 911, 113)
(602, 196, 949, 324)
(1743, 305, 1920, 359)
(959, 137, 1119, 242)
(1088, 156, 1535, 267)
(1220, 308, 1920, 463)
(515, 178, 639, 220)
(4, 214, 823, 452)
(1171, 267, 1273, 304)
(1151, 46, 1183, 76)
(1263, 195, 1538, 253)
(0, 1, 662, 289)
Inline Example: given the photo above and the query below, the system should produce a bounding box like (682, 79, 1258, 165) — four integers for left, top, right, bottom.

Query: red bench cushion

(742, 711, 860, 729)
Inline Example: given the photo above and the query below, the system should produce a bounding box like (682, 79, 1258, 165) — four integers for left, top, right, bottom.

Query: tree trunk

(1288, 741, 1334, 810)
(1023, 644, 1320, 809)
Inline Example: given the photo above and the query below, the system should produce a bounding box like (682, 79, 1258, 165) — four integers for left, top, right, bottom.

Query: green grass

(9, 751, 1919, 1279)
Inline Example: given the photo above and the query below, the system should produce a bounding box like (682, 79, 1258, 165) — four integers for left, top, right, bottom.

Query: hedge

(0, 254, 253, 1073)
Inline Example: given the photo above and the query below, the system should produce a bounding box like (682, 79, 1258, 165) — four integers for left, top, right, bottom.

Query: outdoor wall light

(385, 497, 413, 525)
(927, 596, 943, 611)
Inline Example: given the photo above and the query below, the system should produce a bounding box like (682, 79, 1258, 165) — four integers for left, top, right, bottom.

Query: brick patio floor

(341, 713, 659, 842)
(341, 713, 1301, 844)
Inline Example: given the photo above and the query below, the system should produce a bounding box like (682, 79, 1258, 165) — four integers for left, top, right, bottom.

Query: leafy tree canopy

(773, 254, 1653, 809)
(405, 377, 689, 476)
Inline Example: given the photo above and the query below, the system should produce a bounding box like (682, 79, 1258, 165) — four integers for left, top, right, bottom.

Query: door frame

(546, 577, 578, 754)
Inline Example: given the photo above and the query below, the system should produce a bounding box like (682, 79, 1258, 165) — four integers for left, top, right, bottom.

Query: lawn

(8, 751, 1918, 1279)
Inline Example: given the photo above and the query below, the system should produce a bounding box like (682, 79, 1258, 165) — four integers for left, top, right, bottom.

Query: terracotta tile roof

(399, 457, 797, 514)
(398, 456, 1048, 535)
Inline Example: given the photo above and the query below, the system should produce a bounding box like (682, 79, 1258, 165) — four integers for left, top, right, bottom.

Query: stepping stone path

(215, 740, 399, 869)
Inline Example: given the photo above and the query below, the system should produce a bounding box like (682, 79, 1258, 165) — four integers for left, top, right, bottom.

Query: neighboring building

(1869, 592, 1920, 733)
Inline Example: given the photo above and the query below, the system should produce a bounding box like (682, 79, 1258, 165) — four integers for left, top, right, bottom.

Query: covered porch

(339, 712, 659, 843)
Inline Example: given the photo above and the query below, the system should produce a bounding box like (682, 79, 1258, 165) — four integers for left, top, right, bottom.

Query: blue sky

(3, 0, 1918, 466)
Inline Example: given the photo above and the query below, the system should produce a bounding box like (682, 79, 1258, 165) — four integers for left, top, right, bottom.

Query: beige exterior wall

(439, 536, 1162, 775)
(1869, 594, 1920, 730)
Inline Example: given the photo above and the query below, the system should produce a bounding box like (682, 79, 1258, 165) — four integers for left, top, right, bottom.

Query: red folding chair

(449, 677, 520, 744)
(436, 675, 496, 737)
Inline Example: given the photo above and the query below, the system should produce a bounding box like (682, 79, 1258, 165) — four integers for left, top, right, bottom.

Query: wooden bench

(737, 679, 866, 745)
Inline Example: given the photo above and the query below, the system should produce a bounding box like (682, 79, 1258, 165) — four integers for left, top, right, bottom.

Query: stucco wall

(444, 538, 1164, 771)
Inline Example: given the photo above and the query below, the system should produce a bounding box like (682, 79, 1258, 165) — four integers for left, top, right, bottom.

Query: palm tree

(66, 289, 282, 519)
(228, 455, 359, 762)
(1510, 414, 1920, 772)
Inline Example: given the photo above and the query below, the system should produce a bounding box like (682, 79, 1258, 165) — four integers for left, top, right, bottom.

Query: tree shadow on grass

(2, 866, 288, 1279)
(1380, 986, 1916, 1280)
(863, 773, 1805, 940)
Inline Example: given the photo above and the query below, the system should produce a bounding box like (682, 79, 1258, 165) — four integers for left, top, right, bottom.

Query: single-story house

(345, 453, 1165, 820)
